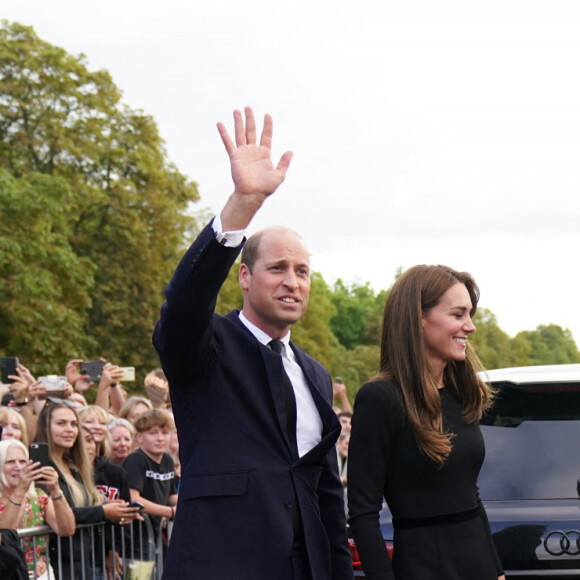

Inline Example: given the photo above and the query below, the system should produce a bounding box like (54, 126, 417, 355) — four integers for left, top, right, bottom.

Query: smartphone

(38, 375, 68, 398)
(29, 442, 49, 467)
(79, 361, 105, 382)
(119, 367, 135, 382)
(335, 376, 343, 384)
(1, 357, 19, 384)
(128, 501, 145, 512)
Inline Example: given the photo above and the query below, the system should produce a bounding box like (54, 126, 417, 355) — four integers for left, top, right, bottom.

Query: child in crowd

(123, 410, 178, 536)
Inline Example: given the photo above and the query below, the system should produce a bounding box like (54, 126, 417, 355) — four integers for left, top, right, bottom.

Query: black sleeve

(153, 221, 243, 386)
(124, 452, 147, 493)
(348, 382, 401, 580)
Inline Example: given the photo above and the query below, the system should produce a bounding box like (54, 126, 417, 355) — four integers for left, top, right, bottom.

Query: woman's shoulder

(354, 378, 405, 418)
(356, 378, 401, 403)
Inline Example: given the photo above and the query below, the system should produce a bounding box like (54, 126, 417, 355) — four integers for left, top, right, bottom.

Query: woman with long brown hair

(34, 400, 139, 577)
(348, 265, 505, 580)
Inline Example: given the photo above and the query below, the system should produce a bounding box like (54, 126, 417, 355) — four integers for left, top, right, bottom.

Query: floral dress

(0, 488, 50, 578)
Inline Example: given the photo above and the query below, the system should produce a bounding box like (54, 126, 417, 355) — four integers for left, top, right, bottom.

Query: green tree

(0, 170, 95, 372)
(0, 21, 200, 380)
(471, 308, 529, 369)
(516, 324, 580, 366)
(330, 279, 384, 349)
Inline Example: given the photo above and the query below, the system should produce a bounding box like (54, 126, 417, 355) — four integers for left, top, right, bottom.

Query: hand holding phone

(29, 442, 50, 468)
(1, 357, 19, 384)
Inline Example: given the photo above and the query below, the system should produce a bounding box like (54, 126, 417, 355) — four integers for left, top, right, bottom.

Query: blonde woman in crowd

(108, 418, 135, 466)
(0, 439, 75, 580)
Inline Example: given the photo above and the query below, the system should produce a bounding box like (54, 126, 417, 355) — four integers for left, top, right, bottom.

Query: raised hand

(217, 107, 293, 231)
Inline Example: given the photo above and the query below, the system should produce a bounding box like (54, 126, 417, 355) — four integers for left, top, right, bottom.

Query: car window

(479, 382, 580, 500)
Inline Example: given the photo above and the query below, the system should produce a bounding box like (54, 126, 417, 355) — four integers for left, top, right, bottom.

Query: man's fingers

(233, 109, 246, 147)
(276, 151, 294, 178)
(244, 106, 256, 144)
(259, 113, 273, 150)
(217, 122, 235, 156)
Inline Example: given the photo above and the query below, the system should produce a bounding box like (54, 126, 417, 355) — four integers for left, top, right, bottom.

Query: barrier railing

(17, 515, 171, 579)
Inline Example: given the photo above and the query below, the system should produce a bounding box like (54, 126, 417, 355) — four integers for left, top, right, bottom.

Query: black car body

(350, 364, 580, 578)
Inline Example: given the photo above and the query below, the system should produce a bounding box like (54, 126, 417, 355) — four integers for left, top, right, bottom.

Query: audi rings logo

(544, 530, 580, 556)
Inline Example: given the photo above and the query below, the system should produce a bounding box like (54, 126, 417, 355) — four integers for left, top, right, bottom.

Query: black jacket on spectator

(0, 529, 28, 580)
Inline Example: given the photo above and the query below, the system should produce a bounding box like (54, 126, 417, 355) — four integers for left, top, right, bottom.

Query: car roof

(479, 363, 580, 384)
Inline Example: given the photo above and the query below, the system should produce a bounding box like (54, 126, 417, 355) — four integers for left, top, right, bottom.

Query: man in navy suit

(153, 107, 353, 579)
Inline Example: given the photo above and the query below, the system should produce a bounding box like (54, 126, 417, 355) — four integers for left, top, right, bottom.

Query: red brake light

(348, 538, 394, 570)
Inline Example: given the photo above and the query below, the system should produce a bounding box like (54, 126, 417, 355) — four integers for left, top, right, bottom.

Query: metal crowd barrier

(17, 514, 173, 580)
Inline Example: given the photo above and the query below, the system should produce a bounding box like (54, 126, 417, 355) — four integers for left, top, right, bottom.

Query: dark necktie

(269, 340, 298, 458)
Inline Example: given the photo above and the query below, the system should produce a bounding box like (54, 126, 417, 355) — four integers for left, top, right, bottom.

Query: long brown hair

(376, 264, 494, 467)
(35, 401, 102, 507)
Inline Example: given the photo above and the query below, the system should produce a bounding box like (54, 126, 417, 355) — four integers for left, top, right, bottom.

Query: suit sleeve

(153, 220, 243, 386)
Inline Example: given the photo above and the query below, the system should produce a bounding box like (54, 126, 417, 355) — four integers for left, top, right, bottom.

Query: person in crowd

(78, 405, 111, 458)
(108, 418, 136, 466)
(123, 409, 178, 536)
(82, 427, 133, 579)
(144, 369, 170, 409)
(34, 400, 140, 577)
(65, 359, 126, 416)
(337, 431, 350, 487)
(153, 107, 351, 580)
(333, 378, 353, 413)
(0, 439, 75, 579)
(347, 265, 505, 580)
(0, 529, 28, 580)
(119, 396, 153, 426)
(2, 364, 42, 442)
(0, 408, 28, 447)
(337, 411, 352, 433)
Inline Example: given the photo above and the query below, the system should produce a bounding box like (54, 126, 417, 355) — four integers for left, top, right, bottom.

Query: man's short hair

(133, 409, 175, 433)
(241, 226, 307, 273)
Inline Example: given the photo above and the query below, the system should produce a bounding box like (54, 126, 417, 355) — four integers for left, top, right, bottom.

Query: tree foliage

(2, 21, 579, 403)
(0, 21, 200, 380)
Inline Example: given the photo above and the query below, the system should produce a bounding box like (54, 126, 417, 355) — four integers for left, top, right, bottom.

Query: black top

(348, 380, 502, 579)
(124, 449, 177, 532)
(94, 456, 131, 503)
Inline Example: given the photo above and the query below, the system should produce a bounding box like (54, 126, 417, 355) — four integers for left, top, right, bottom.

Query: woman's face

(82, 411, 107, 443)
(1, 412, 23, 441)
(83, 430, 97, 463)
(50, 407, 79, 451)
(3, 445, 27, 489)
(422, 282, 476, 374)
(110, 426, 133, 462)
(127, 403, 149, 425)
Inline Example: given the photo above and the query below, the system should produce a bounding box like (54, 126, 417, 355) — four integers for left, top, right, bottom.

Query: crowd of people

(0, 360, 179, 579)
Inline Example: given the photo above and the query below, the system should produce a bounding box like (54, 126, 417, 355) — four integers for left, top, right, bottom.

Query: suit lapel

(226, 312, 296, 459)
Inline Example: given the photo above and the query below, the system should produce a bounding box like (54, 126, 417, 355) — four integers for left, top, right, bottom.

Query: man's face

(239, 230, 310, 339)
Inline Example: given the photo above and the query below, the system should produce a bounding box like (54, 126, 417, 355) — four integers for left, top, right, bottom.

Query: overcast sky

(4, 0, 580, 344)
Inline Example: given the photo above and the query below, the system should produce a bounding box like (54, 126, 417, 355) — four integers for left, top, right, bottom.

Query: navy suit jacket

(153, 222, 353, 580)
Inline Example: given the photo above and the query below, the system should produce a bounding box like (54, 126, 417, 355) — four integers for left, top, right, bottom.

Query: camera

(38, 375, 68, 398)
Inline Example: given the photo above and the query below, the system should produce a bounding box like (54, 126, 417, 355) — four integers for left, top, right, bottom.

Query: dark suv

(350, 364, 580, 578)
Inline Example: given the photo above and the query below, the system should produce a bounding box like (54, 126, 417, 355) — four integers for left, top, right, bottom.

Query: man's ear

(135, 432, 143, 446)
(239, 263, 250, 291)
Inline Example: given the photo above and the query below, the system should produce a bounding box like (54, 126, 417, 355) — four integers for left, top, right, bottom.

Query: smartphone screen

(29, 442, 49, 467)
(1, 357, 19, 384)
(79, 361, 105, 382)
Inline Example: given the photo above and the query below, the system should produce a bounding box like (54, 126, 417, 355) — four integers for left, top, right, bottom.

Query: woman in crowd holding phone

(0, 439, 75, 580)
(34, 400, 140, 577)
(348, 265, 504, 580)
